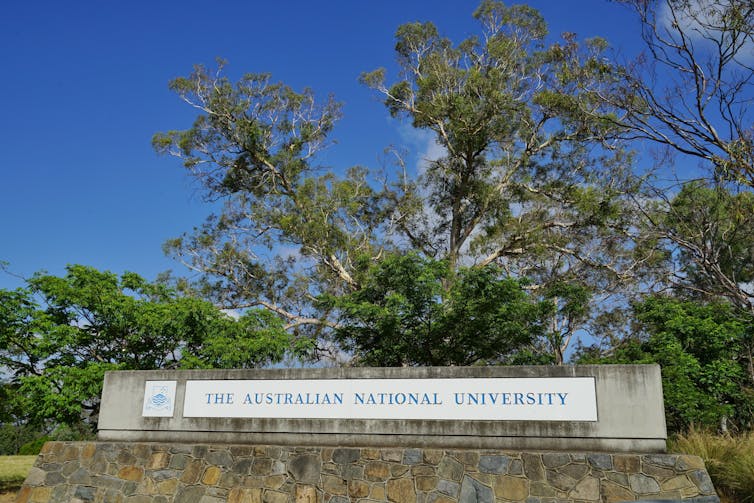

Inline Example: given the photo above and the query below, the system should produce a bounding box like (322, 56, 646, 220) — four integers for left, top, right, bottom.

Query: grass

(0, 455, 36, 493)
(669, 428, 754, 503)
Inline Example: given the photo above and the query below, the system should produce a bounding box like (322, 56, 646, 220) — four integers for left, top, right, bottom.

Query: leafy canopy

(153, 1, 646, 364)
(324, 253, 549, 366)
(0, 265, 296, 428)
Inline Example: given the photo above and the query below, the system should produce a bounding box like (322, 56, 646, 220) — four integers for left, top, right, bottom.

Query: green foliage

(0, 423, 39, 456)
(0, 265, 294, 428)
(325, 254, 547, 366)
(579, 296, 754, 432)
(18, 437, 48, 456)
(663, 182, 754, 310)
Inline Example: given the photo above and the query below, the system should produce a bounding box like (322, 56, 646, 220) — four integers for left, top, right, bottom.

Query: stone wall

(17, 442, 719, 503)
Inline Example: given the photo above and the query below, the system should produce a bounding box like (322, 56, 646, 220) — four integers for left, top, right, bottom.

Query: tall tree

(612, 0, 754, 188)
(600, 1, 754, 317)
(154, 2, 648, 364)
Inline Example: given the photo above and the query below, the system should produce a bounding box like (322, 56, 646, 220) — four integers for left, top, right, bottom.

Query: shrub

(669, 428, 754, 503)
(18, 437, 50, 456)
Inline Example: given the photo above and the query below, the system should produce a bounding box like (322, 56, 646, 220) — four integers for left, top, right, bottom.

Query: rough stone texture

(16, 442, 719, 503)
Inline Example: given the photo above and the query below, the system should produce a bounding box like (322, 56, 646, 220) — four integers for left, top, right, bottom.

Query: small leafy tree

(578, 296, 754, 433)
(0, 265, 295, 429)
(325, 254, 549, 366)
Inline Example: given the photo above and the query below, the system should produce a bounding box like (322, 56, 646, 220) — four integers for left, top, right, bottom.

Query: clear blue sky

(0, 0, 642, 291)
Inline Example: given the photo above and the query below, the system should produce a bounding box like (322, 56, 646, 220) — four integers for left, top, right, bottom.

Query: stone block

(382, 449, 403, 462)
(362, 448, 381, 460)
(494, 475, 529, 501)
(322, 474, 347, 495)
(391, 464, 409, 477)
(643, 463, 675, 478)
(251, 458, 273, 475)
(545, 469, 577, 492)
(437, 456, 464, 482)
(529, 481, 557, 497)
(403, 448, 423, 465)
(387, 477, 416, 503)
(62, 445, 81, 461)
(412, 465, 435, 476)
(522, 453, 544, 481)
(264, 475, 286, 490)
(629, 473, 661, 494)
(370, 483, 387, 499)
(644, 454, 677, 467)
(605, 471, 629, 487)
(601, 480, 634, 503)
(30, 486, 53, 503)
(202, 466, 223, 486)
(559, 462, 588, 481)
(169, 453, 189, 470)
(157, 478, 179, 495)
(416, 475, 439, 491)
(427, 493, 456, 503)
(423, 450, 444, 464)
(586, 454, 612, 470)
(294, 485, 319, 503)
(262, 490, 288, 503)
(508, 459, 524, 476)
(542, 453, 570, 468)
(569, 477, 599, 501)
(677, 455, 706, 471)
(15, 485, 32, 503)
(24, 467, 47, 486)
(181, 459, 205, 484)
(219, 472, 241, 489)
(689, 469, 717, 495)
(232, 458, 253, 476)
(117, 466, 144, 482)
(478, 455, 509, 474)
(332, 448, 360, 464)
(289, 454, 322, 484)
(613, 454, 640, 473)
(175, 486, 205, 503)
(459, 475, 493, 503)
(349, 479, 370, 498)
(364, 461, 390, 481)
(340, 464, 363, 480)
(147, 451, 171, 470)
(453, 451, 480, 469)
(437, 479, 460, 497)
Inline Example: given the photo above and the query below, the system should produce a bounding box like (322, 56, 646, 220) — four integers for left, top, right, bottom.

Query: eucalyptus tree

(596, 1, 754, 318)
(611, 0, 754, 188)
(154, 1, 649, 364)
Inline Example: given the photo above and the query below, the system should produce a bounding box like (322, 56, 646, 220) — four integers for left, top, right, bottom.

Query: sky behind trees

(1, 1, 659, 290)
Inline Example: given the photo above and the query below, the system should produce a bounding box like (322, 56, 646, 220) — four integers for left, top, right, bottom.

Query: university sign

(144, 377, 597, 421)
(101, 365, 667, 452)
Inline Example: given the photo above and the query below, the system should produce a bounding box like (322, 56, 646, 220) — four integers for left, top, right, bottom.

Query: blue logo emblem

(148, 385, 171, 411)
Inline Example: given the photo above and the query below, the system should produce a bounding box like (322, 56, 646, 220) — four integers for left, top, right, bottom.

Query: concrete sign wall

(98, 365, 667, 452)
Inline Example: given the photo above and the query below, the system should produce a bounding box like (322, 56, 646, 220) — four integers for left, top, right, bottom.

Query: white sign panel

(142, 380, 177, 417)
(182, 378, 597, 421)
